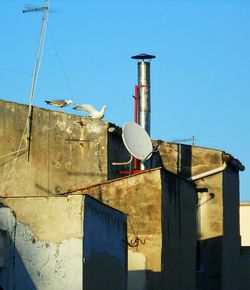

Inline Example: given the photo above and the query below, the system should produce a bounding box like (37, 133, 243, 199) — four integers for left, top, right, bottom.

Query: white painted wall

(240, 204, 250, 246)
(0, 196, 127, 290)
(0, 208, 82, 290)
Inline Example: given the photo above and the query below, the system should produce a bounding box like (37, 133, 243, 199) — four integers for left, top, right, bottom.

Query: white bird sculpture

(73, 104, 107, 120)
(45, 99, 75, 109)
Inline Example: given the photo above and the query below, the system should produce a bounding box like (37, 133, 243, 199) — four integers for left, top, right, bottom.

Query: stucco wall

(239, 248, 250, 290)
(196, 172, 223, 290)
(240, 204, 250, 246)
(0, 100, 108, 197)
(77, 168, 197, 290)
(0, 197, 83, 290)
(1, 99, 246, 290)
(0, 195, 127, 290)
(154, 141, 223, 178)
(222, 168, 240, 290)
(161, 170, 197, 290)
(83, 195, 127, 290)
(81, 169, 163, 275)
(156, 141, 244, 290)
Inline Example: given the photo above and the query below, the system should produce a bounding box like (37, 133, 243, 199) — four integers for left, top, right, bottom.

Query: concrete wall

(81, 168, 163, 290)
(239, 247, 250, 290)
(0, 195, 127, 290)
(77, 168, 197, 290)
(154, 141, 223, 178)
(240, 204, 250, 246)
(83, 195, 127, 290)
(108, 129, 224, 180)
(157, 142, 224, 289)
(196, 173, 223, 290)
(161, 170, 197, 290)
(1, 99, 246, 290)
(222, 168, 241, 290)
(195, 168, 242, 290)
(0, 100, 109, 197)
(0, 99, 228, 198)
(156, 141, 244, 290)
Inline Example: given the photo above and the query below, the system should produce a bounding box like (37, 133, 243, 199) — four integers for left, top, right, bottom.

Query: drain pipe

(188, 162, 227, 181)
(188, 154, 245, 181)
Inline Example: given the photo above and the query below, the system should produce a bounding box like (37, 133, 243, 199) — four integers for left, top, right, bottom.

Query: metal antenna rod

(171, 136, 196, 146)
(24, 1, 49, 161)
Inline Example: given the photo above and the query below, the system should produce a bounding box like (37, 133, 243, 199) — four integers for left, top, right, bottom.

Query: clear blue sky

(1, 0, 249, 200)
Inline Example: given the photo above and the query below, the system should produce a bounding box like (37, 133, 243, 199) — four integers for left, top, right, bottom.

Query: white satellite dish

(122, 122, 153, 161)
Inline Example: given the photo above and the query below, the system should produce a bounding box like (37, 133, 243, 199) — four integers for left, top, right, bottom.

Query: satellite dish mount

(112, 122, 153, 174)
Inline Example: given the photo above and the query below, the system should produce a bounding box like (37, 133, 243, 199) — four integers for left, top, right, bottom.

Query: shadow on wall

(240, 247, 250, 290)
(177, 143, 192, 177)
(83, 251, 127, 290)
(107, 130, 133, 180)
(197, 236, 223, 290)
(152, 142, 192, 178)
(0, 231, 36, 290)
(128, 270, 162, 290)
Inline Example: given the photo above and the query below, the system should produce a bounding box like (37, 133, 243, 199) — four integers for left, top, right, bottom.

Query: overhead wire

(0, 148, 27, 160)
(0, 123, 28, 197)
(0, 69, 32, 76)
(47, 24, 74, 100)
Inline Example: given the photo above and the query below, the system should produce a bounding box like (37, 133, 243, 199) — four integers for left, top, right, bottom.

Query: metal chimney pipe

(138, 61, 151, 135)
(131, 53, 155, 136)
(131, 53, 156, 170)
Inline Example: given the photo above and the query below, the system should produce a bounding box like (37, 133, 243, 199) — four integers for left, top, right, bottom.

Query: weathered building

(70, 168, 197, 290)
(0, 99, 109, 197)
(0, 99, 249, 290)
(0, 195, 127, 290)
(154, 142, 245, 290)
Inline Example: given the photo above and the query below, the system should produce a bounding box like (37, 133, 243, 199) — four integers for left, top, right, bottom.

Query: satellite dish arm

(141, 144, 159, 164)
(112, 155, 133, 166)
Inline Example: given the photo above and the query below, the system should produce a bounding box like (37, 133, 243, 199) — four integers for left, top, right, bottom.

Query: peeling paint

(56, 120, 72, 134)
(85, 121, 103, 134)
(0, 195, 127, 290)
(0, 208, 82, 289)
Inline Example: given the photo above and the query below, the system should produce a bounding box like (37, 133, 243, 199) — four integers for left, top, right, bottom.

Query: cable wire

(47, 25, 74, 100)
(0, 148, 27, 160)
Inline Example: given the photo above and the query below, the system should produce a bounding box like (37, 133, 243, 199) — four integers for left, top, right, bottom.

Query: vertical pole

(26, 1, 49, 161)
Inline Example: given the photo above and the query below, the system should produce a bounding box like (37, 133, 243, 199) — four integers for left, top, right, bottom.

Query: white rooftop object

(122, 122, 153, 161)
(73, 104, 107, 120)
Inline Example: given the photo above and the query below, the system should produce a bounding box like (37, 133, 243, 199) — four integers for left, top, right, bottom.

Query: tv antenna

(23, 3, 58, 14)
(23, 0, 49, 160)
(112, 122, 154, 174)
(171, 136, 196, 146)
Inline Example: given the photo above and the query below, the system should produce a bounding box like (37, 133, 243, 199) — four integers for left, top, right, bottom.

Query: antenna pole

(25, 1, 49, 161)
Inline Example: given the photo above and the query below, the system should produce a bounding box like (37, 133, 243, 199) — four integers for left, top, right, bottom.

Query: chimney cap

(131, 53, 156, 61)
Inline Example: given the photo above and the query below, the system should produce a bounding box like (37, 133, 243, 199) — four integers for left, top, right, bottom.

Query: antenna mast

(24, 1, 49, 160)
